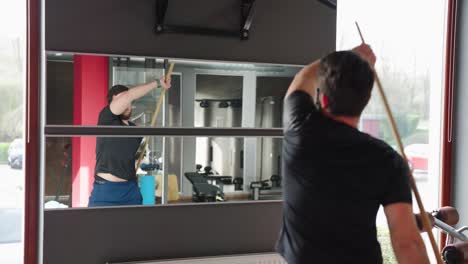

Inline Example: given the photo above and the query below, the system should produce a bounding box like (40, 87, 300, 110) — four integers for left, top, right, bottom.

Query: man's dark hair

(318, 51, 374, 117)
(107, 85, 129, 103)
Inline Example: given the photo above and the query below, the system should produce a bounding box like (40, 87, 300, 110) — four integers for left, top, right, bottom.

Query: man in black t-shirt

(88, 77, 171, 207)
(276, 45, 429, 264)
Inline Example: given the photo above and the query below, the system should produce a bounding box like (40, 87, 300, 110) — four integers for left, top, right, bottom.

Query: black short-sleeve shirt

(276, 91, 412, 264)
(94, 106, 142, 181)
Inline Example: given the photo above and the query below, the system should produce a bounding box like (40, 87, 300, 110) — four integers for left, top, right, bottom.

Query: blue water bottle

(140, 175, 156, 205)
(140, 163, 161, 205)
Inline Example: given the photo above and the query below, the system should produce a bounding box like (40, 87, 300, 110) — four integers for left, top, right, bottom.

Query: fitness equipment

(249, 175, 282, 201)
(270, 174, 281, 188)
(184, 172, 225, 202)
(233, 177, 243, 191)
(250, 180, 269, 201)
(435, 207, 468, 264)
(415, 207, 468, 264)
(443, 243, 468, 264)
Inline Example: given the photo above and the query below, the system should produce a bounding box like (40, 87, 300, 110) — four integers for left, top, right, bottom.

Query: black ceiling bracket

(317, 0, 337, 10)
(241, 0, 255, 40)
(155, 0, 169, 33)
(155, 0, 256, 40)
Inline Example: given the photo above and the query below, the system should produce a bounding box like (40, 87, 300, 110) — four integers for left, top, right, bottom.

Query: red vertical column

(72, 55, 108, 207)
(25, 0, 39, 262)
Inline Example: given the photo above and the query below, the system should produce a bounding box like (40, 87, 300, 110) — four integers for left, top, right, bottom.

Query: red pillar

(72, 55, 108, 207)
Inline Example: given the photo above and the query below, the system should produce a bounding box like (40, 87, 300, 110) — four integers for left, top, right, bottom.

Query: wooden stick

(135, 62, 175, 170)
(355, 22, 443, 264)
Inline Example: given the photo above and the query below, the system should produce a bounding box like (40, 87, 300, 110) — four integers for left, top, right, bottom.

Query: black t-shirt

(276, 91, 412, 264)
(94, 105, 142, 181)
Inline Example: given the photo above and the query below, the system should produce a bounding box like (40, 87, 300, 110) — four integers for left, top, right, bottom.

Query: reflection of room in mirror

(253, 77, 291, 198)
(44, 137, 72, 207)
(45, 52, 301, 207)
(194, 74, 244, 195)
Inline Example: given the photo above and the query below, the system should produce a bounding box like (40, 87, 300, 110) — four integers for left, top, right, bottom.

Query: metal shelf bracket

(155, 0, 256, 40)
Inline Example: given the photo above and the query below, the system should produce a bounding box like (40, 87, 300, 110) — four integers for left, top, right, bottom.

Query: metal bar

(242, 72, 257, 192)
(155, 0, 168, 27)
(46, 50, 305, 69)
(161, 25, 239, 38)
(44, 125, 283, 138)
(242, 0, 255, 31)
(434, 219, 468, 242)
(457, 226, 468, 234)
(162, 136, 169, 204)
(180, 68, 196, 196)
(110, 252, 286, 264)
(317, 0, 337, 9)
(195, 99, 241, 102)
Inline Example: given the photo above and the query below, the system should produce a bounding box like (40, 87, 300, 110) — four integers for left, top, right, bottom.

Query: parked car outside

(7, 139, 23, 169)
(404, 143, 428, 173)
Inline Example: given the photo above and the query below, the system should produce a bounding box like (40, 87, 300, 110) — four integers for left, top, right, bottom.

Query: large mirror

(44, 52, 301, 208)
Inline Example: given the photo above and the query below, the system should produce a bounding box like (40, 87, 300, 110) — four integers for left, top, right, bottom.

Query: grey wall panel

(45, 0, 336, 65)
(453, 0, 468, 226)
(43, 201, 283, 264)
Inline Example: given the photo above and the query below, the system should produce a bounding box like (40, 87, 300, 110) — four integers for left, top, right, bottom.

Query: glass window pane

(337, 0, 447, 261)
(0, 0, 26, 263)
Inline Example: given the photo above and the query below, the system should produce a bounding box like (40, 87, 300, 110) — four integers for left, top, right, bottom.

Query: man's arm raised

(110, 77, 171, 115)
(285, 60, 321, 99)
(285, 44, 376, 100)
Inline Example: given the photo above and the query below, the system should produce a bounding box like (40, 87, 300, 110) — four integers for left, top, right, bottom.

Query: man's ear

(112, 93, 122, 102)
